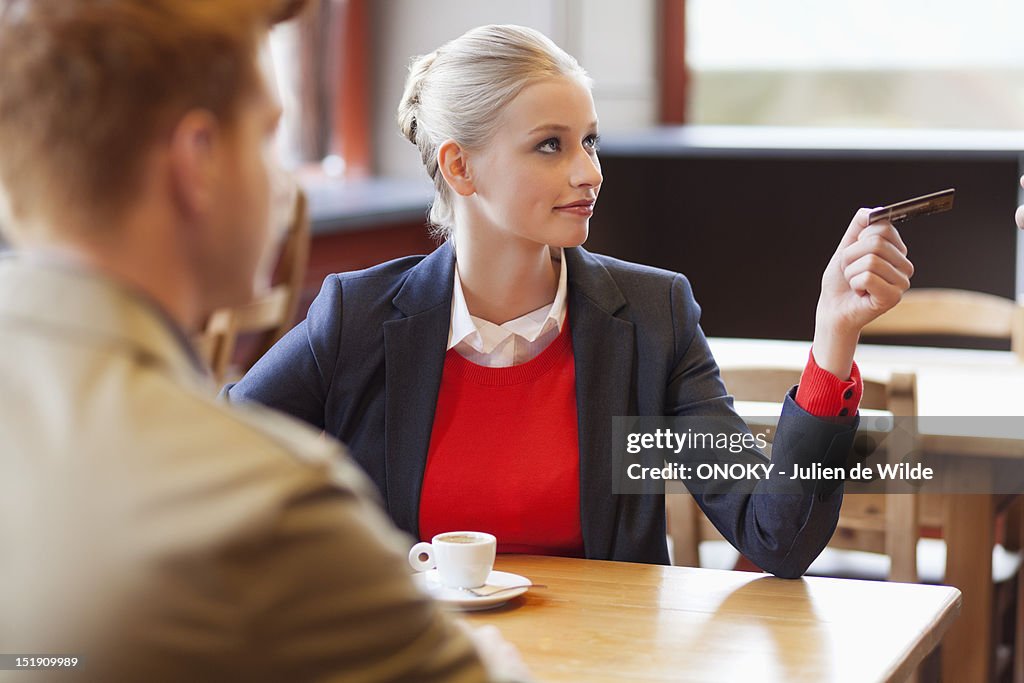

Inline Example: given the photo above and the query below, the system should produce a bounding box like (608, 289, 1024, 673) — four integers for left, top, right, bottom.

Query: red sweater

(419, 324, 584, 555)
(419, 325, 861, 556)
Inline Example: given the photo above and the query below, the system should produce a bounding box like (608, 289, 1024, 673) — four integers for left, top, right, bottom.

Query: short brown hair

(0, 0, 307, 239)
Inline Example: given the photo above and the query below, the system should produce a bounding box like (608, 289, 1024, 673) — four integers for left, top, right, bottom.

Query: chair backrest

(666, 366, 921, 582)
(195, 188, 311, 384)
(861, 288, 1024, 359)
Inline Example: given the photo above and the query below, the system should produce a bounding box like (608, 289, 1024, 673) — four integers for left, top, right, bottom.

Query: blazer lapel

(382, 242, 455, 537)
(565, 247, 635, 560)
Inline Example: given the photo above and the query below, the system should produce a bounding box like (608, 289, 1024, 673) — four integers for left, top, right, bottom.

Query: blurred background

(253, 1, 1024, 341)
(271, 0, 1024, 173)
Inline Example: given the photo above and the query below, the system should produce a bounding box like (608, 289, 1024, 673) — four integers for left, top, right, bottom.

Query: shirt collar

(447, 247, 568, 352)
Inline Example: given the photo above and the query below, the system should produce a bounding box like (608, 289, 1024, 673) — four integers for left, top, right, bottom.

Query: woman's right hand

(810, 208, 914, 379)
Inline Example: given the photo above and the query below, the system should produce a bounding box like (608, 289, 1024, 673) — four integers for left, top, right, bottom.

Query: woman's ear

(437, 139, 475, 197)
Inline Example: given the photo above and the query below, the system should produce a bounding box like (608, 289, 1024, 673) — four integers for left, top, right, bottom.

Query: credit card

(867, 188, 955, 225)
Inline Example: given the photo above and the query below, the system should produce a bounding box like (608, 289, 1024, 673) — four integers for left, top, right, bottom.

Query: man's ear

(167, 110, 221, 220)
(437, 139, 475, 197)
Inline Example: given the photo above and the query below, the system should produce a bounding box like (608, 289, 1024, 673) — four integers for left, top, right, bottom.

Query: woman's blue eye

(538, 138, 561, 153)
(537, 134, 600, 154)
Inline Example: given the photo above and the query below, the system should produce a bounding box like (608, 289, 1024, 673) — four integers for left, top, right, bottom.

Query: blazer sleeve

(664, 274, 855, 579)
(221, 275, 344, 430)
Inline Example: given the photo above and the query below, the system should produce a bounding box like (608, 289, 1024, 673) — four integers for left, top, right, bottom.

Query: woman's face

(465, 75, 602, 249)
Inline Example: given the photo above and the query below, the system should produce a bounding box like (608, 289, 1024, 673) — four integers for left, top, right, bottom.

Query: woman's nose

(571, 148, 602, 188)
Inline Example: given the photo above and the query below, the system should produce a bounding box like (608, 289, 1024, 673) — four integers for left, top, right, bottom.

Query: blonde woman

(227, 25, 913, 577)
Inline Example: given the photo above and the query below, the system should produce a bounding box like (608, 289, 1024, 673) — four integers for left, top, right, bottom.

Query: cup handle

(408, 542, 435, 572)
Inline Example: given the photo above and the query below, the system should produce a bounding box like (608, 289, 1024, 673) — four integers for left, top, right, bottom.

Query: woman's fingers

(840, 234, 913, 277)
(847, 270, 905, 310)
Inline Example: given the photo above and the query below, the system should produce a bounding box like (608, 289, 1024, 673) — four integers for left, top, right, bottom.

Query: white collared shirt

(447, 248, 568, 367)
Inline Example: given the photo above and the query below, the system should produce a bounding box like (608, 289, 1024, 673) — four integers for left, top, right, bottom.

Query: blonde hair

(0, 0, 308, 240)
(396, 24, 591, 240)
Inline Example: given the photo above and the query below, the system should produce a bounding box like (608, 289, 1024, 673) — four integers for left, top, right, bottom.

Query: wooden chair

(862, 287, 1024, 360)
(195, 188, 310, 384)
(666, 366, 921, 580)
(862, 287, 1024, 680)
(860, 287, 1024, 555)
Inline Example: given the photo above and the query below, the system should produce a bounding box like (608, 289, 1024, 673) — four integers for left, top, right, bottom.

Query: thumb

(837, 207, 877, 250)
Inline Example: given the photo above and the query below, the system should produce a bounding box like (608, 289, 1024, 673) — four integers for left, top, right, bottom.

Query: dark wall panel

(586, 154, 1019, 341)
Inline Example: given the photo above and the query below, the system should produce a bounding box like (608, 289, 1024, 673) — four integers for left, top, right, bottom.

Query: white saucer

(412, 570, 532, 611)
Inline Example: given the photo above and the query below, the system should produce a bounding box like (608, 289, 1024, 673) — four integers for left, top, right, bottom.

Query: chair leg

(666, 483, 700, 567)
(886, 493, 919, 584)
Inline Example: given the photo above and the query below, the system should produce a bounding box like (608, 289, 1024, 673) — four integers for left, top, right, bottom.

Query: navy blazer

(226, 242, 856, 577)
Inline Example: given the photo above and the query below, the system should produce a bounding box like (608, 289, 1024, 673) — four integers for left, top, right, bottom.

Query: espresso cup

(408, 531, 497, 588)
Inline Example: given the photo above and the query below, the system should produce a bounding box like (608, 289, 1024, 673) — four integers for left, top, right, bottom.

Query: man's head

(0, 0, 307, 323)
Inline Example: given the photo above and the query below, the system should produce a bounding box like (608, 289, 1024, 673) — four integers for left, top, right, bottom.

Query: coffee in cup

(435, 533, 479, 544)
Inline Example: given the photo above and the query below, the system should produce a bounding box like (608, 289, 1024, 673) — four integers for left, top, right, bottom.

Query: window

(686, 1, 1024, 129)
(268, 0, 368, 177)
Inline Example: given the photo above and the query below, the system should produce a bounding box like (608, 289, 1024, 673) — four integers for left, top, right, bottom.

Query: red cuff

(794, 348, 862, 418)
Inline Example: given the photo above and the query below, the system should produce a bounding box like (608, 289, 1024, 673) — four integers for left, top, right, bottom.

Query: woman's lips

(555, 205, 593, 217)
(554, 201, 595, 217)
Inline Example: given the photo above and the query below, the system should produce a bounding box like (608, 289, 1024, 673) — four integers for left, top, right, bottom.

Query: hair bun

(396, 50, 437, 146)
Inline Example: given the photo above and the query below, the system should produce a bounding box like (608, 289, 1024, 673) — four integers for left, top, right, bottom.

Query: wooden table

(708, 337, 1024, 683)
(463, 555, 961, 682)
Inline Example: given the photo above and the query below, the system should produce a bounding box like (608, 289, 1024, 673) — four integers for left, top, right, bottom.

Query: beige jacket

(0, 256, 488, 682)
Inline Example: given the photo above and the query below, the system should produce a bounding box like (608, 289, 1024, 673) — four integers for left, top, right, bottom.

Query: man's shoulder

(145, 379, 375, 500)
